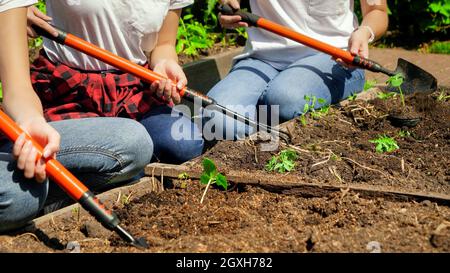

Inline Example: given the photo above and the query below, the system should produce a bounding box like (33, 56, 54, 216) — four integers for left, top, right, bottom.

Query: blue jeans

(139, 105, 204, 164)
(0, 117, 152, 232)
(205, 54, 365, 139)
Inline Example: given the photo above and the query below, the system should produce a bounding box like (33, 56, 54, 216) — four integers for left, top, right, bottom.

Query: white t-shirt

(0, 0, 36, 12)
(237, 0, 359, 70)
(43, 0, 193, 71)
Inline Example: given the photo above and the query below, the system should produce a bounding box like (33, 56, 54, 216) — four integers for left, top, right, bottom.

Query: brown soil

(200, 88, 450, 195)
(0, 88, 449, 253)
(1, 181, 449, 253)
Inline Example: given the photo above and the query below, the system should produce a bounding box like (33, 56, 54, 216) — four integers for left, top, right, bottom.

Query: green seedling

(364, 79, 377, 91)
(178, 172, 190, 180)
(437, 90, 450, 101)
(121, 194, 133, 206)
(0, 82, 2, 103)
(387, 73, 405, 107)
(398, 130, 411, 138)
(178, 172, 190, 189)
(300, 95, 329, 125)
(369, 135, 400, 153)
(71, 206, 80, 222)
(348, 93, 358, 101)
(377, 91, 397, 100)
(200, 158, 228, 204)
(265, 149, 298, 173)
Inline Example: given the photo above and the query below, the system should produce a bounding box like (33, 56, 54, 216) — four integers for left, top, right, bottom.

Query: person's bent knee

(111, 120, 153, 181)
(0, 179, 48, 233)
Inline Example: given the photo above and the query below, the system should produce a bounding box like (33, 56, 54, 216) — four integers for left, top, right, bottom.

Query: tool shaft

(0, 110, 119, 229)
(219, 4, 396, 75)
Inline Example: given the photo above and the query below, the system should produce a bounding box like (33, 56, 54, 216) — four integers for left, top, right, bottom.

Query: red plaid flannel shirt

(30, 52, 165, 122)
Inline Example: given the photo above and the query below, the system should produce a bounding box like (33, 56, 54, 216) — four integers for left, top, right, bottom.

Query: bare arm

(0, 7, 43, 121)
(348, 0, 388, 58)
(150, 9, 181, 67)
(0, 7, 60, 182)
(360, 0, 388, 41)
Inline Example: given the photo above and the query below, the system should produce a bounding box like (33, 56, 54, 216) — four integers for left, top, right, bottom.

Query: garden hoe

(31, 25, 291, 143)
(0, 111, 148, 249)
(219, 4, 438, 95)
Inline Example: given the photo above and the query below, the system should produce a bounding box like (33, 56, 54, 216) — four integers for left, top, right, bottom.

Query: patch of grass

(427, 41, 450, 54)
(265, 149, 298, 173)
(369, 135, 400, 153)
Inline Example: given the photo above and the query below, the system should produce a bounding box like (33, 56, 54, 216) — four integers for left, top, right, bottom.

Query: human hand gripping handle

(13, 116, 60, 182)
(219, 2, 258, 28)
(26, 5, 58, 38)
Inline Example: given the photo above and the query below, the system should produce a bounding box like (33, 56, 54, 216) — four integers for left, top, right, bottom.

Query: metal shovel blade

(394, 58, 437, 94)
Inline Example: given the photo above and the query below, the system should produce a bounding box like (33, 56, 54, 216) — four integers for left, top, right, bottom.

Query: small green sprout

(178, 172, 190, 180)
(200, 158, 228, 204)
(300, 95, 329, 124)
(265, 149, 298, 173)
(71, 206, 80, 222)
(398, 130, 411, 138)
(121, 194, 133, 206)
(364, 79, 377, 91)
(369, 135, 400, 153)
(377, 91, 397, 100)
(437, 90, 450, 102)
(177, 172, 190, 189)
(387, 73, 405, 107)
(348, 93, 358, 101)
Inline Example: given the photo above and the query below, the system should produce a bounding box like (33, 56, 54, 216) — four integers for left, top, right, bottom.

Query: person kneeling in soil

(0, 0, 153, 232)
(26, 0, 204, 163)
(204, 0, 388, 139)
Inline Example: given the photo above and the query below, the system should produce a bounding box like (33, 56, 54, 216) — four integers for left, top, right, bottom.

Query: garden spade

(219, 4, 438, 94)
(0, 110, 148, 249)
(31, 24, 291, 143)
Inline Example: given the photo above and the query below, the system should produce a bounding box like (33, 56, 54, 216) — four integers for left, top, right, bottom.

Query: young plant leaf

(202, 158, 217, 176)
(200, 174, 211, 185)
(215, 174, 228, 190)
(364, 79, 377, 91)
(387, 74, 404, 87)
(369, 135, 400, 153)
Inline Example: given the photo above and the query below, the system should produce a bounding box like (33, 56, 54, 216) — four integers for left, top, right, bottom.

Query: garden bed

(0, 87, 449, 253)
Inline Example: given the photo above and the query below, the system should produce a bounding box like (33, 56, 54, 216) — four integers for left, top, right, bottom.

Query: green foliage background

(355, 0, 449, 48)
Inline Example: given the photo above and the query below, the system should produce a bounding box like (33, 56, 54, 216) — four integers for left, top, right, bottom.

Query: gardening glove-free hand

(150, 59, 186, 105)
(13, 116, 60, 183)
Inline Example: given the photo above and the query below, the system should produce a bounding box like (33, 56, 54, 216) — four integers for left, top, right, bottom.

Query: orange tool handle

(33, 25, 219, 106)
(0, 110, 119, 229)
(219, 4, 391, 74)
(257, 18, 355, 63)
